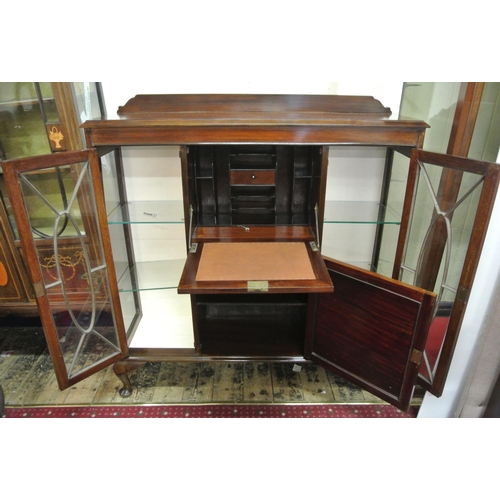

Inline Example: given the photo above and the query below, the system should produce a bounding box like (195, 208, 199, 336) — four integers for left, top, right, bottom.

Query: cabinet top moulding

(81, 94, 429, 147)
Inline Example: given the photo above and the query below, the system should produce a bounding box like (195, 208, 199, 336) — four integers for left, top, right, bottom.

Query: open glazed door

(307, 257, 436, 411)
(1, 149, 128, 390)
(393, 149, 500, 397)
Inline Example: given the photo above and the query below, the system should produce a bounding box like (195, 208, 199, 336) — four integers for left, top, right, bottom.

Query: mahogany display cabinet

(2, 94, 499, 411)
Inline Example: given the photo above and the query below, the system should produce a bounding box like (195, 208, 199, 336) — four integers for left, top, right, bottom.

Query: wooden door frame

(1, 149, 129, 389)
(414, 83, 485, 292)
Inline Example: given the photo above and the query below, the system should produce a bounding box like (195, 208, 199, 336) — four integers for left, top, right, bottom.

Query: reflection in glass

(107, 200, 185, 224)
(16, 166, 85, 240)
(37, 83, 60, 123)
(0, 82, 52, 159)
(19, 161, 121, 378)
(399, 82, 461, 153)
(377, 84, 462, 278)
(399, 160, 483, 384)
(117, 259, 185, 292)
(323, 201, 400, 224)
(469, 82, 500, 162)
(100, 149, 141, 338)
(72, 83, 105, 121)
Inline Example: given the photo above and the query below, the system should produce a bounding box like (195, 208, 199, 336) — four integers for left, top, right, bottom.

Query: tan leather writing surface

(196, 242, 316, 282)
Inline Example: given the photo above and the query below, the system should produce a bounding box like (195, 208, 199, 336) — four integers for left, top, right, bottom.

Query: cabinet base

(113, 352, 309, 397)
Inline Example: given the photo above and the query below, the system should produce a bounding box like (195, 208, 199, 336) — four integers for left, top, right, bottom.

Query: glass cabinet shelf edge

(107, 200, 401, 225)
(107, 201, 185, 224)
(323, 201, 400, 224)
(115, 259, 186, 292)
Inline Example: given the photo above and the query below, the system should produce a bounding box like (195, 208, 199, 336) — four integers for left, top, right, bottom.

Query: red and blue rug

(2, 403, 417, 418)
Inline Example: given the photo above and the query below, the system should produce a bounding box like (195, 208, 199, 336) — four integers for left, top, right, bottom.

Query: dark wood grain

(308, 257, 436, 411)
(83, 95, 428, 148)
(115, 94, 394, 119)
(84, 125, 428, 148)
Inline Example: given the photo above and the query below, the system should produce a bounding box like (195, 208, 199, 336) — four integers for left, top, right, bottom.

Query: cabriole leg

(113, 358, 148, 397)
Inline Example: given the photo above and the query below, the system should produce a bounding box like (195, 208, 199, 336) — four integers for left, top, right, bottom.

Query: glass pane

(108, 200, 185, 224)
(71, 83, 104, 121)
(118, 259, 185, 292)
(398, 159, 484, 383)
(468, 82, 500, 162)
(321, 223, 379, 270)
(323, 201, 400, 224)
(38, 82, 60, 123)
(376, 151, 410, 277)
(15, 166, 85, 240)
(100, 149, 140, 337)
(399, 82, 461, 153)
(376, 83, 463, 279)
(19, 161, 121, 378)
(100, 150, 122, 217)
(0, 82, 51, 159)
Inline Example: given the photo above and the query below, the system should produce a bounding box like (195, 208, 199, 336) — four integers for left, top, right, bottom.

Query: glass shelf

(108, 201, 185, 224)
(323, 201, 400, 224)
(116, 259, 186, 292)
(107, 200, 400, 226)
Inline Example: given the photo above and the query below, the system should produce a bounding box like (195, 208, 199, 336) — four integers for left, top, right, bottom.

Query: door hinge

(457, 285, 471, 304)
(33, 281, 45, 298)
(410, 348, 422, 365)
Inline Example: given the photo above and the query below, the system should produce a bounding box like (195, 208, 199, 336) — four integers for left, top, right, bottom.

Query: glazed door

(393, 149, 500, 396)
(312, 148, 500, 409)
(1, 149, 128, 390)
(307, 257, 436, 411)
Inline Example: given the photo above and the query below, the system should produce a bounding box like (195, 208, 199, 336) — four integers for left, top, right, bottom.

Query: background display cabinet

(2, 94, 499, 411)
(0, 83, 105, 316)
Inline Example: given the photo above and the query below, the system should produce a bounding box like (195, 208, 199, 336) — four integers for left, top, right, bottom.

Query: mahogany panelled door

(307, 258, 435, 411)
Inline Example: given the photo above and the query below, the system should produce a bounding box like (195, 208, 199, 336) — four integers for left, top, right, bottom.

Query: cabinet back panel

(197, 294, 307, 357)
(188, 145, 323, 226)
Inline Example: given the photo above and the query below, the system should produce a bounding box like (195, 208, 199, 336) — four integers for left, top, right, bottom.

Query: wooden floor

(0, 324, 423, 407)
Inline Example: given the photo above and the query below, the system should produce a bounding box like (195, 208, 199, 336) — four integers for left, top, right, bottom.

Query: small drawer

(230, 170, 276, 185)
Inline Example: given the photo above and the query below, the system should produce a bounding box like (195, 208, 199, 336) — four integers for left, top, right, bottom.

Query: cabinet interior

(188, 144, 323, 226)
(195, 293, 308, 358)
(111, 143, 398, 352)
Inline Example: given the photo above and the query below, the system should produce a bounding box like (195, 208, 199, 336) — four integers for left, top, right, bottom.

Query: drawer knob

(251, 175, 256, 179)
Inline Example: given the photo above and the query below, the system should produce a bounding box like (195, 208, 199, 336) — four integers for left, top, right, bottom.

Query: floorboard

(0, 325, 423, 407)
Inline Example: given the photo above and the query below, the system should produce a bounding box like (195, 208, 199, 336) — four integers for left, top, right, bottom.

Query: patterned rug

(2, 404, 417, 418)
